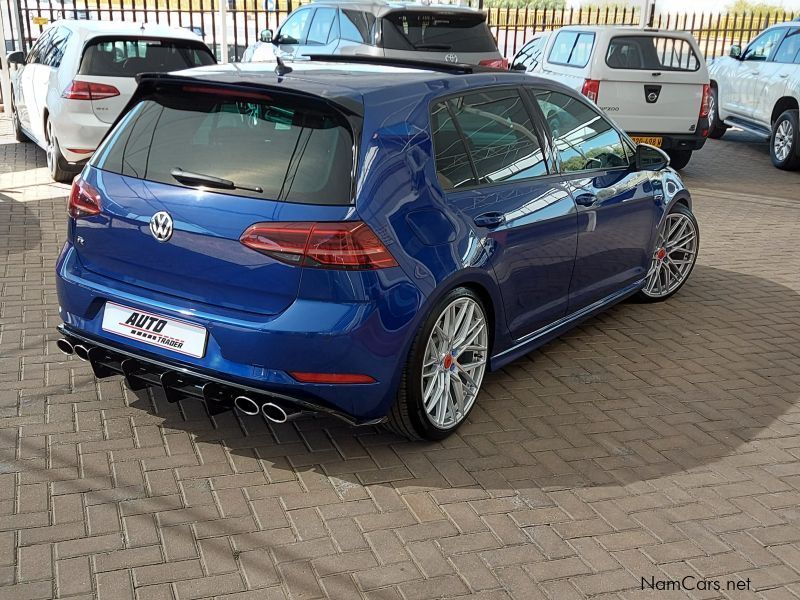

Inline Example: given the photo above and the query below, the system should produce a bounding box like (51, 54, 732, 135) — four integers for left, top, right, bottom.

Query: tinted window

(606, 35, 700, 71)
(381, 11, 497, 53)
(774, 28, 800, 63)
(742, 28, 786, 61)
(94, 90, 354, 205)
(79, 38, 215, 76)
(536, 91, 628, 172)
(340, 9, 373, 44)
(40, 27, 71, 67)
(307, 7, 337, 45)
(548, 31, 595, 67)
(431, 102, 475, 189)
(278, 8, 312, 44)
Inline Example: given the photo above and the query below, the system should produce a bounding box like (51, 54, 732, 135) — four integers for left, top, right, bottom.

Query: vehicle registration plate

(101, 302, 207, 358)
(631, 136, 663, 147)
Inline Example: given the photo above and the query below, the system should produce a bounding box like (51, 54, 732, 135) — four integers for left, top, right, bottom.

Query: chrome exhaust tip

(261, 402, 288, 424)
(56, 338, 74, 355)
(234, 395, 261, 416)
(74, 344, 90, 361)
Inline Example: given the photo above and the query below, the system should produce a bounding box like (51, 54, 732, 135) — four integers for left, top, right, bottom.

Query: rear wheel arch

(771, 97, 799, 126)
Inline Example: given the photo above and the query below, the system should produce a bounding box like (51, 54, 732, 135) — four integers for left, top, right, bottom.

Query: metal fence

(2, 0, 798, 62)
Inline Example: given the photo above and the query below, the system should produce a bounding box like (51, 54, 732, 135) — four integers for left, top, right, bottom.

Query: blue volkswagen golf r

(55, 58, 699, 440)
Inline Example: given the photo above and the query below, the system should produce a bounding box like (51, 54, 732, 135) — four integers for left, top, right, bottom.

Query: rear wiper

(170, 168, 263, 193)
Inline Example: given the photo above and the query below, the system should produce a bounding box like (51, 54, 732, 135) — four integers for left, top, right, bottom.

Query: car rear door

(599, 34, 707, 136)
(430, 87, 578, 340)
(532, 88, 658, 310)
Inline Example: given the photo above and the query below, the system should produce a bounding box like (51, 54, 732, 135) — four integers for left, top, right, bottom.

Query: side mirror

(729, 44, 742, 59)
(7, 51, 24, 66)
(635, 143, 670, 171)
(259, 28, 273, 43)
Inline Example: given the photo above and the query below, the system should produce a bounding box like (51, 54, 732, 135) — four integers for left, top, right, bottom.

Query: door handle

(473, 212, 505, 228)
(574, 193, 597, 206)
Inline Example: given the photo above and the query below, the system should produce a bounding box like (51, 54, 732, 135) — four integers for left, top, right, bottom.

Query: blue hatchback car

(56, 58, 699, 440)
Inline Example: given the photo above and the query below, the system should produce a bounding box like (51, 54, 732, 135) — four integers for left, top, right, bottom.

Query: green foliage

(726, 0, 785, 15)
(483, 0, 566, 9)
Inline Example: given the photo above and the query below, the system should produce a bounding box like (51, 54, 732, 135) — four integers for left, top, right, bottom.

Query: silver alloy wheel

(642, 212, 698, 298)
(421, 297, 488, 430)
(774, 120, 793, 162)
(708, 93, 716, 128)
(46, 120, 55, 173)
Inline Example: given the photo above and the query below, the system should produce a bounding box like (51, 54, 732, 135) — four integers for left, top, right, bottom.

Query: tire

(666, 149, 692, 170)
(10, 93, 29, 143)
(633, 203, 699, 303)
(770, 109, 800, 171)
(386, 287, 489, 440)
(45, 118, 75, 183)
(707, 86, 728, 139)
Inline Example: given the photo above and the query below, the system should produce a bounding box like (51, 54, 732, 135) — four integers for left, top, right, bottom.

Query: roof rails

(302, 54, 499, 74)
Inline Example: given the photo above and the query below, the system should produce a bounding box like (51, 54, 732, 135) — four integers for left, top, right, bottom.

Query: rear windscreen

(380, 11, 497, 53)
(92, 89, 354, 205)
(79, 38, 216, 77)
(606, 36, 701, 71)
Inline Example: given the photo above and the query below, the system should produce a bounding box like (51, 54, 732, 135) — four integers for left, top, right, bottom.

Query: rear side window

(606, 35, 700, 71)
(548, 31, 595, 67)
(381, 11, 497, 53)
(774, 28, 800, 63)
(79, 38, 215, 77)
(432, 88, 547, 189)
(93, 89, 354, 205)
(340, 9, 374, 44)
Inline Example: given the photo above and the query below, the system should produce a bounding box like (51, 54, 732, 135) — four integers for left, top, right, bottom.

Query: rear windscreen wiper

(170, 168, 263, 193)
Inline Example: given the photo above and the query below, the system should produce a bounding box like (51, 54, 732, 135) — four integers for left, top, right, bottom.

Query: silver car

(241, 0, 505, 68)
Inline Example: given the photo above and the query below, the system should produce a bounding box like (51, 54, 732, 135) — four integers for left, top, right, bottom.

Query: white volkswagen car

(707, 21, 800, 170)
(7, 20, 215, 182)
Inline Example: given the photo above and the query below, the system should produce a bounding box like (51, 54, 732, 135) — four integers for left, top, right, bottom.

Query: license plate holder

(631, 136, 663, 147)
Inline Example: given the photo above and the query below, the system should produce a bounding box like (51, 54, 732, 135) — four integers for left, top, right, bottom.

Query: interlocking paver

(2, 112, 800, 598)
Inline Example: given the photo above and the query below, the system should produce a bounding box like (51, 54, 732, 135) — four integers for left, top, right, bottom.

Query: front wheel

(666, 149, 692, 170)
(770, 110, 800, 171)
(386, 288, 489, 440)
(634, 203, 699, 303)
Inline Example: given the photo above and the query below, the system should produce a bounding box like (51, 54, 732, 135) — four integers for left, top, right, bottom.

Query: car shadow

(0, 193, 43, 255)
(75, 263, 797, 494)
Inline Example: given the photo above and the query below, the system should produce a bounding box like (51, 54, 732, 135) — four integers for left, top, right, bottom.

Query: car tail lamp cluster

(479, 58, 510, 69)
(62, 80, 120, 101)
(699, 84, 711, 118)
(68, 177, 102, 219)
(240, 221, 398, 270)
(581, 79, 600, 103)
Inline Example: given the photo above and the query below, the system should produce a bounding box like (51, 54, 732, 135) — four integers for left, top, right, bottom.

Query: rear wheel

(770, 109, 800, 171)
(666, 149, 692, 170)
(45, 118, 75, 183)
(386, 288, 489, 440)
(707, 86, 728, 139)
(634, 203, 699, 303)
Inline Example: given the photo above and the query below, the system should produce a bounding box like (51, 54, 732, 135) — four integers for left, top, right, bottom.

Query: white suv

(707, 22, 800, 170)
(524, 26, 711, 169)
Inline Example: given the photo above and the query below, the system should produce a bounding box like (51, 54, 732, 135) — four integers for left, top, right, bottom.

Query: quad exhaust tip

(234, 395, 261, 416)
(261, 402, 288, 424)
(74, 344, 90, 361)
(56, 338, 74, 355)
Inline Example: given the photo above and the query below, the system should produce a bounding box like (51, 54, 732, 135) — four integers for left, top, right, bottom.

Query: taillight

(479, 58, 509, 69)
(289, 372, 376, 384)
(581, 79, 600, 103)
(62, 80, 120, 100)
(68, 177, 102, 219)
(699, 83, 711, 118)
(240, 221, 398, 270)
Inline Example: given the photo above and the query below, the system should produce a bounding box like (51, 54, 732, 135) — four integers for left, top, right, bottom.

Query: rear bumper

(52, 108, 109, 163)
(630, 118, 710, 153)
(56, 241, 423, 423)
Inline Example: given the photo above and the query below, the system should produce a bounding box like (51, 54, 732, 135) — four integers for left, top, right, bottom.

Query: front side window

(774, 28, 800, 63)
(79, 38, 214, 76)
(278, 9, 312, 45)
(93, 89, 354, 205)
(606, 35, 700, 71)
(548, 31, 595, 67)
(380, 11, 497, 53)
(742, 28, 786, 61)
(535, 90, 628, 173)
(307, 7, 337, 45)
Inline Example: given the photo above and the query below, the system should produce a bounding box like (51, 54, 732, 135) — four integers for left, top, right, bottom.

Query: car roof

(301, 0, 485, 16)
(49, 18, 203, 42)
(555, 25, 697, 37)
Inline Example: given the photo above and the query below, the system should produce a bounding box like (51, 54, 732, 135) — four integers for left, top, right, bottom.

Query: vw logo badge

(149, 211, 173, 242)
(444, 53, 458, 63)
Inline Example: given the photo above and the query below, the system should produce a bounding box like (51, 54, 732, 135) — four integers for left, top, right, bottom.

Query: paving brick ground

(1, 115, 799, 599)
